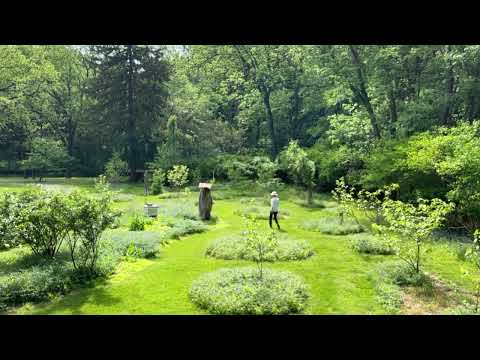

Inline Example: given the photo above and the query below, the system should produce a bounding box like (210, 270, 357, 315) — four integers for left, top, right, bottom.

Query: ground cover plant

(189, 267, 310, 315)
(206, 233, 314, 261)
(300, 217, 364, 235)
(349, 234, 395, 255)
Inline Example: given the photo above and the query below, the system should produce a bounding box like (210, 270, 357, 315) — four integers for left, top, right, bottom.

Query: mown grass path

(6, 179, 473, 315)
(17, 196, 390, 315)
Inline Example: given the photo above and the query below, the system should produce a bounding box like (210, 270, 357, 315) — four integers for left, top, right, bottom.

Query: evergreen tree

(88, 45, 170, 181)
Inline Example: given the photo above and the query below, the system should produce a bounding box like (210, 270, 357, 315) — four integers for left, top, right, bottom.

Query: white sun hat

(270, 191, 278, 196)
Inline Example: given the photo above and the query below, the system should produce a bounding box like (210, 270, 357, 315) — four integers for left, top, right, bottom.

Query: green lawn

(0, 177, 476, 315)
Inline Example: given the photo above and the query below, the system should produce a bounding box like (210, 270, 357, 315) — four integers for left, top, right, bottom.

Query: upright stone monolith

(198, 182, 213, 220)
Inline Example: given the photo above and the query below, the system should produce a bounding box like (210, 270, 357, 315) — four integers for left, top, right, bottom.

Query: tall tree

(89, 45, 170, 181)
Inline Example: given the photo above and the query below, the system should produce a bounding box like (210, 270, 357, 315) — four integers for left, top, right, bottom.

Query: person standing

(269, 191, 280, 230)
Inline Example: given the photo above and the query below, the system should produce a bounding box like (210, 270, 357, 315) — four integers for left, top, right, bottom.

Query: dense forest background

(1, 45, 480, 231)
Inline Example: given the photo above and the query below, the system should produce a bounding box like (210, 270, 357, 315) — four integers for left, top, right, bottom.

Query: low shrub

(206, 234, 314, 261)
(377, 261, 434, 289)
(149, 169, 165, 195)
(350, 234, 395, 255)
(0, 262, 74, 308)
(374, 281, 403, 314)
(103, 230, 163, 258)
(372, 261, 436, 313)
(165, 219, 207, 239)
(189, 267, 310, 315)
(300, 217, 364, 235)
(157, 200, 198, 220)
(128, 214, 146, 231)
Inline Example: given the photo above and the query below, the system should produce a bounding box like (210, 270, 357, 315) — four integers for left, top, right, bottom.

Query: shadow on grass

(32, 278, 123, 315)
(0, 249, 71, 275)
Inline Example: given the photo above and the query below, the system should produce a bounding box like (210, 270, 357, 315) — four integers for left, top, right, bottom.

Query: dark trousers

(269, 211, 280, 229)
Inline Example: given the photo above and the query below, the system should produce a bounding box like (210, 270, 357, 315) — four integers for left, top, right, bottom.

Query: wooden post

(198, 183, 213, 220)
(144, 170, 149, 196)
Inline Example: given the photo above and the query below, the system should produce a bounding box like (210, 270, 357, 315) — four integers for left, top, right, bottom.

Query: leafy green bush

(14, 188, 71, 258)
(377, 261, 433, 289)
(206, 234, 314, 261)
(66, 188, 119, 277)
(350, 234, 395, 255)
(300, 217, 364, 235)
(0, 191, 31, 250)
(374, 280, 403, 314)
(0, 262, 74, 308)
(104, 230, 163, 258)
(189, 267, 309, 315)
(129, 214, 146, 231)
(167, 165, 189, 189)
(150, 169, 165, 195)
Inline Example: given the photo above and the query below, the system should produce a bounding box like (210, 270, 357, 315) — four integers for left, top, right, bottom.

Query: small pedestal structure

(198, 183, 213, 220)
(144, 203, 159, 218)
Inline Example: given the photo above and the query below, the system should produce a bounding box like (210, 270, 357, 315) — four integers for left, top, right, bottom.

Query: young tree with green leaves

(243, 215, 279, 281)
(281, 140, 316, 204)
(375, 198, 455, 274)
(21, 138, 70, 182)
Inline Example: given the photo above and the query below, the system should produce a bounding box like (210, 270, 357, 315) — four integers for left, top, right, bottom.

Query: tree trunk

(66, 118, 76, 178)
(441, 46, 456, 126)
(441, 67, 455, 126)
(127, 45, 137, 182)
(387, 84, 398, 137)
(260, 85, 278, 159)
(289, 84, 302, 139)
(348, 46, 381, 139)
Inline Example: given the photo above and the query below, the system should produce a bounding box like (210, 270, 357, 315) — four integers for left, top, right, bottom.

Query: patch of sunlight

(108, 258, 154, 284)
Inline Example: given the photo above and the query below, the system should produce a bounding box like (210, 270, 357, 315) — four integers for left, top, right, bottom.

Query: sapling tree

(281, 140, 316, 204)
(243, 215, 278, 281)
(150, 169, 165, 195)
(356, 183, 399, 230)
(375, 198, 455, 274)
(332, 177, 359, 225)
